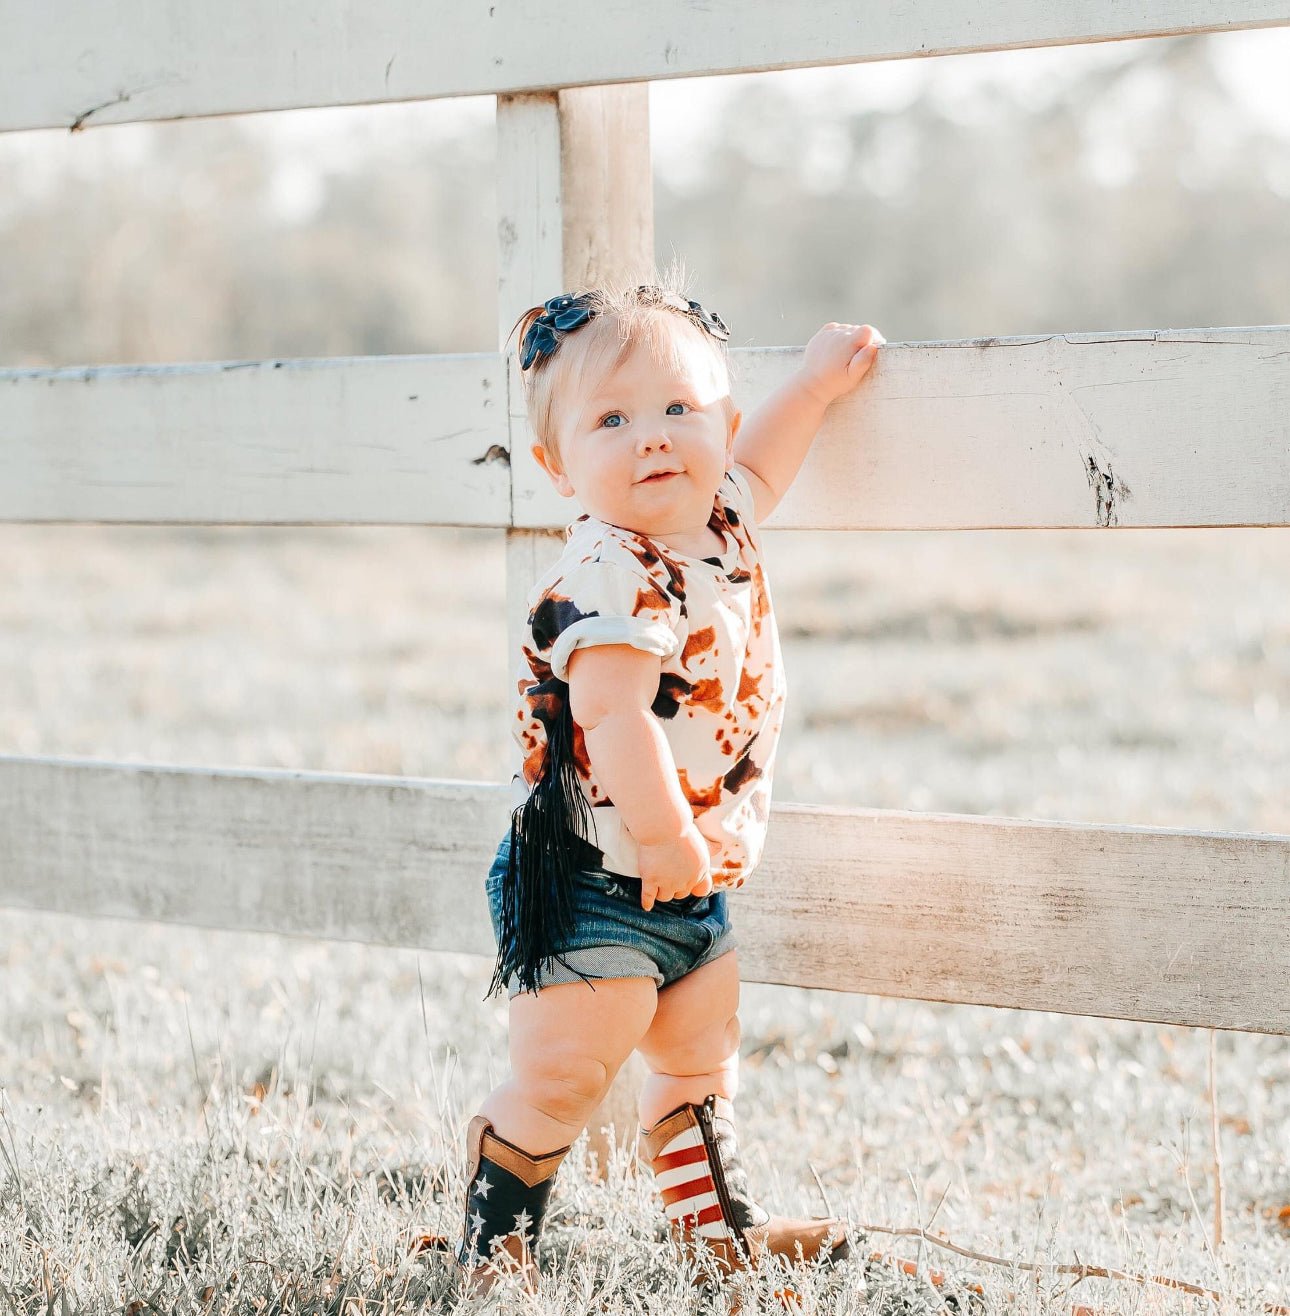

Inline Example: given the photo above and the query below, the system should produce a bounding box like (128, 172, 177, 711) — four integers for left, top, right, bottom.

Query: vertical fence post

(496, 84, 653, 1176)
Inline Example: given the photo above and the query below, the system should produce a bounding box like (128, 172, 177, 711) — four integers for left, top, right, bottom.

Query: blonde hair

(506, 266, 736, 474)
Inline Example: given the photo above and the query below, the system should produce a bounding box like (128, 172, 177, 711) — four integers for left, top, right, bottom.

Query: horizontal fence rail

(4, 327, 1288, 529)
(2, 755, 1288, 1034)
(0, 353, 509, 527)
(4, 2, 1290, 132)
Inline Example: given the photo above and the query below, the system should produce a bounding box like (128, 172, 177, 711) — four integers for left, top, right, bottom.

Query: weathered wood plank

(0, 757, 506, 953)
(2, 757, 1287, 1034)
(0, 353, 508, 527)
(743, 801, 1290, 1035)
(5, 1, 1289, 132)
(738, 326, 1290, 532)
(7, 328, 1287, 529)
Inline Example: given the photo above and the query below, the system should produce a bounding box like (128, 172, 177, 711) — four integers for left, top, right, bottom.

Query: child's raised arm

(567, 643, 715, 911)
(733, 321, 884, 522)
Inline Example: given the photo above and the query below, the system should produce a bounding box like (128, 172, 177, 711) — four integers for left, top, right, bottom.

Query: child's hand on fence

(637, 823, 713, 911)
(798, 322, 885, 406)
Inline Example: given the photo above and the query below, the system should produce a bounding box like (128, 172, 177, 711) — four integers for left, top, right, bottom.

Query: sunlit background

(2, 28, 1287, 834)
(3, 29, 1290, 363)
(2, 31, 1289, 1310)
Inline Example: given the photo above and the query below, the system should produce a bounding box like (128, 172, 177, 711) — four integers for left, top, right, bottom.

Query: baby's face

(533, 329, 740, 539)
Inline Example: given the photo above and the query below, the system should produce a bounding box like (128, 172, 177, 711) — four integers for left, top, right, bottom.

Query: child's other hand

(687, 837, 721, 898)
(798, 322, 885, 407)
(637, 823, 713, 911)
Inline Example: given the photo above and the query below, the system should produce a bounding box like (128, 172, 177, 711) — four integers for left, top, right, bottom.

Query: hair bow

(519, 286, 730, 371)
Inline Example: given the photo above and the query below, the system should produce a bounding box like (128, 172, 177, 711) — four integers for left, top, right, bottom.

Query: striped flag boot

(639, 1094, 850, 1280)
(455, 1115, 572, 1297)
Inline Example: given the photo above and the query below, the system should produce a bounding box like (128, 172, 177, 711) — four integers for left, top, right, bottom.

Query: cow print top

(510, 466, 786, 890)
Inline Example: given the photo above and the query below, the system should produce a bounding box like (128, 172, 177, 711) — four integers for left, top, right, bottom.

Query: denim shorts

(484, 830, 736, 998)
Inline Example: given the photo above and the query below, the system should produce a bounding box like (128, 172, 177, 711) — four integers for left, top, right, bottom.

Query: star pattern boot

(640, 1094, 850, 1281)
(455, 1115, 572, 1296)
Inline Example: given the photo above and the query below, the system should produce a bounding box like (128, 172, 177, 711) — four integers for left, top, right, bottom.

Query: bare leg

(633, 949, 851, 1271)
(480, 974, 658, 1153)
(634, 949, 740, 1128)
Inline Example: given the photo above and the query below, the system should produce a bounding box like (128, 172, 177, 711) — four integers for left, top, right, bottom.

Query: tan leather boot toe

(747, 1212, 851, 1265)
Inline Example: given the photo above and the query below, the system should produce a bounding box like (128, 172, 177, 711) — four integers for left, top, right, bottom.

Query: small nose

(637, 426, 672, 455)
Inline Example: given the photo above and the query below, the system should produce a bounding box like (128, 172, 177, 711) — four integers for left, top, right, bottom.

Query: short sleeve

(723, 466, 757, 521)
(535, 560, 679, 682)
(721, 465, 766, 550)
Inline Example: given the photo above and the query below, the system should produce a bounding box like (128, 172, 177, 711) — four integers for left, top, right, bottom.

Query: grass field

(1, 522, 1287, 1313)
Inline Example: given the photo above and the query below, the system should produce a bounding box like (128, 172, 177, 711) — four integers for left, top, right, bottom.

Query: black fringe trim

(486, 684, 604, 998)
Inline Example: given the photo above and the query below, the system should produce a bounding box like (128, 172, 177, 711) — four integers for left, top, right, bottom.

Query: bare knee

(516, 1050, 612, 1127)
(644, 1012, 740, 1077)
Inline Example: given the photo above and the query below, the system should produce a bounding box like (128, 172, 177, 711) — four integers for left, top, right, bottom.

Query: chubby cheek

(602, 452, 638, 492)
(571, 460, 622, 509)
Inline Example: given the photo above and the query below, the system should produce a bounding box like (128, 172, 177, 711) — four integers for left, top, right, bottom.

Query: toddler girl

(457, 278, 884, 1295)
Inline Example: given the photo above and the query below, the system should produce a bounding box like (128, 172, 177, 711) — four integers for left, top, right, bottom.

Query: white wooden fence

(3, 5, 1289, 1077)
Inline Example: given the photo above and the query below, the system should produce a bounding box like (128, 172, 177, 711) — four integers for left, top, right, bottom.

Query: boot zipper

(698, 1095, 744, 1249)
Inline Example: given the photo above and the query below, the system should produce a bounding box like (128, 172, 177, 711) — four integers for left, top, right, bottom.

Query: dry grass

(1, 522, 1288, 1313)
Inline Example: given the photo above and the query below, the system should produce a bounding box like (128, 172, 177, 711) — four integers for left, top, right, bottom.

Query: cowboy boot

(639, 1094, 850, 1281)
(455, 1114, 572, 1297)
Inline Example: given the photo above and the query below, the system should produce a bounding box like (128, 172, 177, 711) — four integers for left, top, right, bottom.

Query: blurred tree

(0, 34, 1285, 366)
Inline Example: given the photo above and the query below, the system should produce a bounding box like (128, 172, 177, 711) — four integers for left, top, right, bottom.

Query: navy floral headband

(519, 285, 730, 371)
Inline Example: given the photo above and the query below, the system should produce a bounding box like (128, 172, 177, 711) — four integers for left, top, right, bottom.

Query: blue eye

(599, 403, 688, 427)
